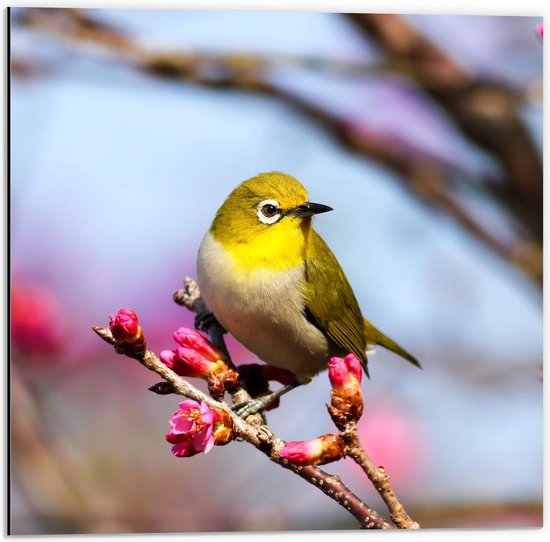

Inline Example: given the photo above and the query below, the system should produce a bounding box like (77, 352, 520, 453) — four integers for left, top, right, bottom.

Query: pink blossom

(161, 346, 217, 377)
(279, 434, 346, 466)
(170, 439, 199, 458)
(173, 327, 221, 361)
(160, 328, 239, 395)
(536, 22, 543, 39)
(109, 308, 139, 341)
(329, 353, 363, 392)
(165, 400, 216, 457)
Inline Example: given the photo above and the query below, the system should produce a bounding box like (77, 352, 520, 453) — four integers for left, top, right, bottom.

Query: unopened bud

(148, 382, 175, 395)
(329, 353, 362, 392)
(161, 331, 240, 398)
(173, 327, 223, 361)
(279, 434, 346, 466)
(109, 308, 146, 356)
(328, 354, 364, 427)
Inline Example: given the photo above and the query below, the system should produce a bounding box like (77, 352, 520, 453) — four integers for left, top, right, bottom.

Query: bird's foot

(232, 397, 271, 418)
(232, 380, 301, 418)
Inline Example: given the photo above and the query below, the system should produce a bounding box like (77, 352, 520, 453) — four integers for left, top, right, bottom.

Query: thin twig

(345, 13, 543, 244)
(342, 423, 419, 529)
(91, 324, 395, 529)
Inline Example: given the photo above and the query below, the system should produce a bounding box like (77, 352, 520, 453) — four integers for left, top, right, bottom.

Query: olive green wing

(303, 230, 369, 374)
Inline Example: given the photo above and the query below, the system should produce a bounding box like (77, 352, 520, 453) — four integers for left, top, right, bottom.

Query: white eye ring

(257, 199, 281, 225)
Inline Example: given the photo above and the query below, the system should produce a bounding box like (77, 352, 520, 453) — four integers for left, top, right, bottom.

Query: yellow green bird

(197, 172, 420, 415)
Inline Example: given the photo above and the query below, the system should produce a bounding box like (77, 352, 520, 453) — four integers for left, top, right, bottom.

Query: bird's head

(210, 172, 332, 270)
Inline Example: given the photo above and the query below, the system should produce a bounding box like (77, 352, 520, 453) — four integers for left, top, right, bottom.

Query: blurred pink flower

(279, 434, 346, 466)
(536, 22, 543, 39)
(11, 283, 64, 356)
(352, 404, 427, 488)
(166, 400, 216, 457)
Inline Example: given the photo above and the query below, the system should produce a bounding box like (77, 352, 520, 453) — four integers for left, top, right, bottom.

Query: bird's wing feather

(303, 230, 368, 371)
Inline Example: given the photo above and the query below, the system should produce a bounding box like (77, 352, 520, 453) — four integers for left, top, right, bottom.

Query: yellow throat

(209, 172, 313, 273)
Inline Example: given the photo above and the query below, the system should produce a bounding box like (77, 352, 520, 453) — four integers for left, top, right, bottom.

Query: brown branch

(342, 423, 419, 529)
(284, 465, 393, 529)
(91, 324, 395, 529)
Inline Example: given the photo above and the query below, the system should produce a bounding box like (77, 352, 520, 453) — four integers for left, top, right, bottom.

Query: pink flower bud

(178, 346, 217, 375)
(279, 434, 346, 466)
(108, 308, 146, 356)
(161, 328, 240, 394)
(329, 353, 362, 392)
(328, 354, 364, 427)
(109, 308, 139, 341)
(160, 349, 176, 366)
(173, 327, 222, 361)
(166, 400, 216, 457)
(161, 347, 215, 377)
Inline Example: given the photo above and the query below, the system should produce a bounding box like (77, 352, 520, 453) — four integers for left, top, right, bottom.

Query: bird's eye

(261, 204, 278, 218)
(256, 199, 281, 225)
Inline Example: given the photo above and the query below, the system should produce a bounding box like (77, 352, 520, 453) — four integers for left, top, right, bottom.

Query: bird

(196, 172, 420, 416)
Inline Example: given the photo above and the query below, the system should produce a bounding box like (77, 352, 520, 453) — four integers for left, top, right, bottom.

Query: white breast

(196, 232, 330, 381)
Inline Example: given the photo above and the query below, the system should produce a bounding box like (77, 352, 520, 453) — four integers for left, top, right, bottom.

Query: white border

(1, 0, 548, 15)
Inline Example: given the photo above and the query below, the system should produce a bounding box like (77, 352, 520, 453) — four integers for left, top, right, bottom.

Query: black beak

(291, 202, 333, 218)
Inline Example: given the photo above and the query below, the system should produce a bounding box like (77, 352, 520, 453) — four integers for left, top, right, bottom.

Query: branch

(342, 423, 419, 528)
(91, 323, 395, 529)
(345, 13, 543, 244)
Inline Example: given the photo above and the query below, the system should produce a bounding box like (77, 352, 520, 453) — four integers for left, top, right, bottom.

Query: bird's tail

(364, 319, 422, 368)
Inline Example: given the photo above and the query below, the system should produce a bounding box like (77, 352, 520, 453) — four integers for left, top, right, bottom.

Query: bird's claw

(232, 398, 268, 418)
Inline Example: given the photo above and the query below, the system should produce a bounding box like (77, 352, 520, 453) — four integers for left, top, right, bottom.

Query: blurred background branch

(14, 7, 542, 286)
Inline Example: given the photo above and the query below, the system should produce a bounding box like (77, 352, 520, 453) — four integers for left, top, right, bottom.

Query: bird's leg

(232, 379, 302, 418)
(194, 309, 225, 333)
